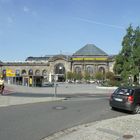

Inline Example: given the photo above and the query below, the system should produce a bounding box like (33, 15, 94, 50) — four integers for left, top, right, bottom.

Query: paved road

(0, 94, 127, 140)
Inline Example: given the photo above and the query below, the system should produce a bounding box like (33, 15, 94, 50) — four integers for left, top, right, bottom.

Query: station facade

(0, 44, 115, 86)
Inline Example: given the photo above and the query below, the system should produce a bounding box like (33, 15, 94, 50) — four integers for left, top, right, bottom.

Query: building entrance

(54, 63, 65, 82)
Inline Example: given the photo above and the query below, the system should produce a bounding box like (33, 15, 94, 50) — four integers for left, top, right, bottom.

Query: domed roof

(73, 44, 108, 56)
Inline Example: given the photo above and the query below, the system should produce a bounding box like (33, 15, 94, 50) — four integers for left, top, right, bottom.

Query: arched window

(21, 69, 27, 75)
(42, 70, 47, 76)
(16, 70, 20, 76)
(54, 63, 65, 74)
(2, 69, 6, 78)
(86, 66, 93, 75)
(28, 69, 33, 75)
(75, 67, 82, 74)
(99, 67, 105, 74)
(35, 70, 40, 76)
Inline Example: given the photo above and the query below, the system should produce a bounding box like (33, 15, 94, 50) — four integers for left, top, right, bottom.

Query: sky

(0, 0, 140, 61)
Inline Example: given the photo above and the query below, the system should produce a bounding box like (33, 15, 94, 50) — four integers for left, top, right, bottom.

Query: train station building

(0, 44, 115, 86)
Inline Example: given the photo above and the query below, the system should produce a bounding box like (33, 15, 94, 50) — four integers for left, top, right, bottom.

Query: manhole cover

(123, 134, 133, 139)
(53, 106, 67, 110)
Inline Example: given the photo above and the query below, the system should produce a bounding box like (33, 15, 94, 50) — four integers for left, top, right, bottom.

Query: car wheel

(133, 105, 140, 114)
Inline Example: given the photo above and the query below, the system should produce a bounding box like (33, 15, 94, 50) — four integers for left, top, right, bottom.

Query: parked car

(109, 86, 140, 114)
(42, 82, 54, 87)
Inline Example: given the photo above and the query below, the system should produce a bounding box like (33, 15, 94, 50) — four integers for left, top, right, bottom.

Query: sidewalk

(0, 83, 115, 107)
(0, 95, 62, 107)
(44, 114, 140, 140)
(3, 83, 116, 94)
(0, 83, 64, 107)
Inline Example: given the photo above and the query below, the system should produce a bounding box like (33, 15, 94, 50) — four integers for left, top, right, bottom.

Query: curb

(96, 86, 118, 90)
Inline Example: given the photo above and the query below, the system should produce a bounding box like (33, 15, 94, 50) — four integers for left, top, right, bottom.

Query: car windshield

(114, 88, 134, 96)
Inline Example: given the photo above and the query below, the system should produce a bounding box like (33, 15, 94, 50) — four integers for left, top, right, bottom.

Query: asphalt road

(0, 94, 127, 140)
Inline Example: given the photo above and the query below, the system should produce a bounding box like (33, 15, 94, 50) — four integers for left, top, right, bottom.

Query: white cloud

(75, 17, 125, 30)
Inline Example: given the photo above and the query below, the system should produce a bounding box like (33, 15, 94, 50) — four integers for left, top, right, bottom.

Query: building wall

(1, 55, 114, 85)
(72, 61, 109, 74)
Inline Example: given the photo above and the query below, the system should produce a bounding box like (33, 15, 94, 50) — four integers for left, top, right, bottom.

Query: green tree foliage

(84, 72, 91, 81)
(133, 27, 140, 75)
(74, 72, 83, 80)
(114, 25, 140, 82)
(67, 71, 74, 80)
(106, 71, 114, 80)
(95, 72, 104, 80)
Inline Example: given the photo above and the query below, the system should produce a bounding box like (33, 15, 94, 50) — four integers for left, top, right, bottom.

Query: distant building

(0, 44, 115, 86)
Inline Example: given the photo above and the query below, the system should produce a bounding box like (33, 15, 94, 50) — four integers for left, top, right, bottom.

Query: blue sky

(0, 0, 140, 61)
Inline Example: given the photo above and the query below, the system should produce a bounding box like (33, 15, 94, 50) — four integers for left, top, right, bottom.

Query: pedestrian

(0, 77, 4, 94)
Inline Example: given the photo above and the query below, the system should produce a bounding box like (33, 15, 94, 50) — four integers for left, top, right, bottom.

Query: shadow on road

(3, 92, 58, 98)
(3, 92, 110, 99)
(3, 92, 78, 98)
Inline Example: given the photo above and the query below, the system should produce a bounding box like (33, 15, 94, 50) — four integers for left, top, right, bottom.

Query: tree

(84, 72, 91, 81)
(106, 71, 114, 80)
(113, 54, 124, 74)
(75, 73, 83, 80)
(114, 25, 135, 81)
(95, 72, 104, 80)
(133, 27, 140, 79)
(67, 72, 74, 80)
(114, 25, 140, 83)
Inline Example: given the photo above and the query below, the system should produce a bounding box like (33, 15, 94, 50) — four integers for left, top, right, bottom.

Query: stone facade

(0, 44, 115, 86)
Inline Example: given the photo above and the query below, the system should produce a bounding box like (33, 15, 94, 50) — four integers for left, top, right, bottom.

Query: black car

(109, 86, 140, 114)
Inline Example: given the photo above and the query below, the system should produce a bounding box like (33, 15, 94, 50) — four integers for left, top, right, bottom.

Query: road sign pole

(54, 83, 58, 97)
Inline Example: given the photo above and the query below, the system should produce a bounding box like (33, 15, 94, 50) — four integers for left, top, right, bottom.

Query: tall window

(99, 67, 105, 74)
(16, 70, 20, 76)
(54, 63, 65, 74)
(35, 70, 40, 76)
(28, 69, 33, 75)
(42, 70, 47, 76)
(75, 67, 81, 74)
(21, 69, 26, 75)
(86, 66, 93, 75)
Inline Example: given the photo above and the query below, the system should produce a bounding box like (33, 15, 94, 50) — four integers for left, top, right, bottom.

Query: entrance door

(54, 63, 65, 82)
